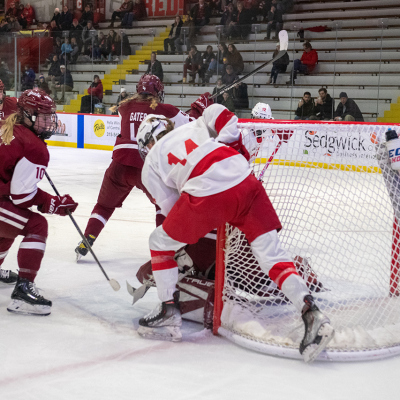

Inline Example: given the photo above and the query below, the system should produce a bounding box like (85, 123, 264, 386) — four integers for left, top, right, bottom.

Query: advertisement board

(46, 113, 78, 148)
(83, 114, 121, 150)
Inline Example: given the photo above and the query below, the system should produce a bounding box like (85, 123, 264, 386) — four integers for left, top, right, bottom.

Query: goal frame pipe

(213, 224, 226, 335)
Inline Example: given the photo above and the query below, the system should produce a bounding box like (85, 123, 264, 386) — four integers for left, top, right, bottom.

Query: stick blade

(109, 279, 121, 291)
(279, 29, 289, 51)
(126, 281, 150, 305)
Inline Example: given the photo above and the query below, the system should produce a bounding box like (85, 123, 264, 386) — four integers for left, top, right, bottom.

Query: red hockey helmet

(18, 89, 58, 140)
(136, 74, 165, 103)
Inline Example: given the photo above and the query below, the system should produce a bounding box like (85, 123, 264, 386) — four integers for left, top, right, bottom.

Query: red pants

(163, 174, 282, 245)
(183, 64, 201, 80)
(0, 198, 48, 281)
(85, 159, 163, 238)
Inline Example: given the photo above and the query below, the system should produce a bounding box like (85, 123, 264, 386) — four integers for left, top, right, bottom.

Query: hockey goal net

(213, 119, 400, 361)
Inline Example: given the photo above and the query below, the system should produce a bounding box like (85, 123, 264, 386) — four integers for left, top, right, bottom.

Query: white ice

(0, 147, 398, 400)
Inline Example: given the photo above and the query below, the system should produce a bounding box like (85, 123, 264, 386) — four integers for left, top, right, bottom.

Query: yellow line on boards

(46, 141, 77, 148)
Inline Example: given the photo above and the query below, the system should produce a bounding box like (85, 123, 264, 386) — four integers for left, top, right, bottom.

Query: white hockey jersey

(142, 104, 251, 216)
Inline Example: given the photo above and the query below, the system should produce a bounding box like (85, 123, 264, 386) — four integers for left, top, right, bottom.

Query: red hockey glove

(190, 92, 213, 117)
(38, 194, 78, 216)
(226, 135, 250, 161)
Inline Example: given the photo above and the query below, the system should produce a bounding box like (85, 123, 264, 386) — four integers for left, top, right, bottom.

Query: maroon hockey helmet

(136, 74, 165, 103)
(18, 88, 58, 140)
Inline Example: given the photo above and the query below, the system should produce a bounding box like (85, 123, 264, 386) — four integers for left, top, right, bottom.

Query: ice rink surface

(0, 147, 398, 400)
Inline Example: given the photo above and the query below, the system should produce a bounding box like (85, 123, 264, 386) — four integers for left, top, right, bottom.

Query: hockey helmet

(251, 102, 274, 120)
(18, 89, 58, 140)
(136, 74, 165, 103)
(137, 114, 173, 160)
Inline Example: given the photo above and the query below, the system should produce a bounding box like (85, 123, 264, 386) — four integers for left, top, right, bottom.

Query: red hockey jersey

(0, 97, 18, 121)
(115, 101, 194, 169)
(0, 125, 49, 208)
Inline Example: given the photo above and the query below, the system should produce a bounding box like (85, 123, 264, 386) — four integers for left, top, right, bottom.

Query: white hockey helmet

(137, 114, 173, 160)
(251, 102, 274, 120)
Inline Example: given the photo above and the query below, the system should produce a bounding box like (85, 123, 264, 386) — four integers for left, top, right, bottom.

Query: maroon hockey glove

(190, 92, 213, 117)
(38, 194, 78, 216)
(226, 135, 250, 161)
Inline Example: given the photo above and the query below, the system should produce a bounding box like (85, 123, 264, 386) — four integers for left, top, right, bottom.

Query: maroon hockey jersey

(0, 97, 18, 121)
(115, 101, 194, 169)
(0, 125, 49, 208)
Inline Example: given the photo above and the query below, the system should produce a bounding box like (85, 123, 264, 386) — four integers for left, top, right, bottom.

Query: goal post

(213, 119, 400, 362)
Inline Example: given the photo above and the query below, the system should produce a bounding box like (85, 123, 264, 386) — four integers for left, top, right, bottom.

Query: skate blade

(302, 323, 335, 363)
(7, 299, 51, 316)
(137, 325, 182, 342)
(75, 250, 83, 262)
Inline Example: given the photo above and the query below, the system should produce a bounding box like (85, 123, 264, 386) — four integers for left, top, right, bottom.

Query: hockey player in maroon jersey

(0, 79, 18, 121)
(75, 74, 213, 260)
(0, 89, 78, 315)
(135, 104, 334, 363)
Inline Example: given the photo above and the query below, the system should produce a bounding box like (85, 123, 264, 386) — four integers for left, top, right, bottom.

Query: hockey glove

(38, 194, 78, 216)
(190, 92, 213, 118)
(226, 135, 250, 161)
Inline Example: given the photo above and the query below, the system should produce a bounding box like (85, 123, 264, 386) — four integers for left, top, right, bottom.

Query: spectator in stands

(110, 0, 133, 28)
(59, 5, 73, 31)
(112, 87, 129, 115)
(0, 19, 10, 33)
(22, 3, 35, 27)
(70, 19, 83, 50)
(121, 32, 131, 55)
(209, 0, 222, 17)
(221, 92, 235, 112)
(221, 64, 239, 87)
(233, 81, 249, 109)
(51, 8, 61, 28)
(265, 4, 283, 40)
(287, 41, 318, 85)
(70, 37, 80, 64)
(82, 21, 97, 57)
(107, 30, 121, 61)
(49, 20, 62, 43)
(182, 45, 203, 84)
(94, 32, 109, 61)
(60, 37, 73, 65)
(52, 64, 73, 102)
(175, 12, 196, 54)
(309, 88, 334, 120)
(46, 54, 61, 87)
(212, 78, 224, 104)
(7, 15, 21, 31)
(145, 52, 164, 82)
(334, 92, 364, 122)
(37, 74, 51, 95)
(79, 4, 93, 28)
(267, 42, 289, 86)
(200, 45, 215, 85)
(206, 42, 228, 81)
(294, 91, 315, 120)
(225, 43, 244, 75)
(0, 62, 11, 90)
(6, 2, 17, 18)
(80, 75, 103, 113)
(21, 64, 35, 91)
(164, 16, 183, 54)
(227, 1, 253, 39)
(17, 4, 27, 29)
(190, 0, 211, 34)
(121, 0, 147, 28)
(220, 2, 236, 39)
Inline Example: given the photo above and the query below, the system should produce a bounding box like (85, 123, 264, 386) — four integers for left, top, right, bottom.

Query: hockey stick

(45, 172, 121, 292)
(126, 266, 195, 305)
(209, 30, 289, 100)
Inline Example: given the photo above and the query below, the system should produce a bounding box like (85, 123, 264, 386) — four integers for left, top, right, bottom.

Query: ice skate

(0, 269, 18, 285)
(300, 295, 334, 363)
(137, 291, 182, 342)
(75, 234, 96, 261)
(7, 277, 52, 316)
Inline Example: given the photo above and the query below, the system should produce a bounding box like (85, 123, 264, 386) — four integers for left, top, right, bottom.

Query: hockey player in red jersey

(0, 89, 78, 315)
(135, 104, 334, 363)
(0, 79, 18, 121)
(75, 74, 213, 260)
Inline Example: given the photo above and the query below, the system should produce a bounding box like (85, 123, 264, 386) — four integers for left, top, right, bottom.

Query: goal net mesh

(217, 120, 400, 360)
